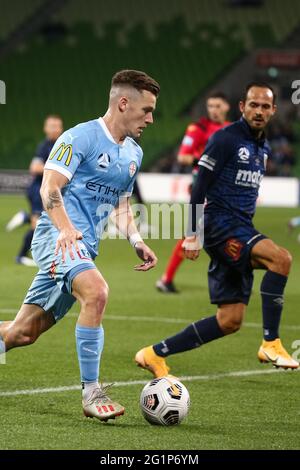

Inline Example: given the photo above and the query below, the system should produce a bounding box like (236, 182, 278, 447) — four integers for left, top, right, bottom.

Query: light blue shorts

(24, 228, 96, 322)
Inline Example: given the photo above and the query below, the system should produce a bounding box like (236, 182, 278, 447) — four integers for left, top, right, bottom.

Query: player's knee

(280, 249, 292, 273)
(274, 248, 292, 275)
(217, 304, 244, 335)
(218, 310, 243, 334)
(84, 281, 109, 311)
(222, 317, 242, 334)
(97, 281, 109, 307)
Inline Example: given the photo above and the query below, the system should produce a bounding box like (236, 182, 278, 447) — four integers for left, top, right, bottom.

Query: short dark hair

(111, 69, 160, 97)
(243, 81, 276, 104)
(207, 91, 229, 103)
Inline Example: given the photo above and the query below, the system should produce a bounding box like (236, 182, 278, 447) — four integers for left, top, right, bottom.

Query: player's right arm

(40, 169, 83, 262)
(41, 128, 90, 261)
(183, 129, 231, 260)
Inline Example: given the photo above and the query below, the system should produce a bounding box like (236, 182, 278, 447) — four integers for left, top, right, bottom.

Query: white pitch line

(1, 309, 300, 330)
(244, 322, 300, 331)
(0, 309, 189, 325)
(0, 367, 298, 398)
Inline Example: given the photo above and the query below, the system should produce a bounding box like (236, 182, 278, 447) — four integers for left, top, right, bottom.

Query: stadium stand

(0, 0, 44, 42)
(0, 0, 300, 170)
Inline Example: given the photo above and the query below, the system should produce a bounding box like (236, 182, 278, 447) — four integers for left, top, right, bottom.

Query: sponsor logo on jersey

(97, 153, 111, 170)
(129, 161, 137, 178)
(235, 169, 263, 188)
(86, 181, 121, 197)
(49, 142, 73, 166)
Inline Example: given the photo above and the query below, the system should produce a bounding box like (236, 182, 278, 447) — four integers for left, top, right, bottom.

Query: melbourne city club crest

(129, 161, 137, 177)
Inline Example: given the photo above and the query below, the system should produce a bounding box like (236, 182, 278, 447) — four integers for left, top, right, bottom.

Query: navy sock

(261, 271, 287, 341)
(153, 316, 224, 357)
(18, 229, 34, 258)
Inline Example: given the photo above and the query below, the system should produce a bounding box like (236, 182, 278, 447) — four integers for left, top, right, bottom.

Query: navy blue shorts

(204, 222, 267, 306)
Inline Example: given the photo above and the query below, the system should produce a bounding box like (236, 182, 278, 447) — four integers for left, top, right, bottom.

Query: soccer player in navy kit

(136, 82, 299, 377)
(156, 92, 230, 293)
(12, 115, 63, 266)
(0, 70, 159, 421)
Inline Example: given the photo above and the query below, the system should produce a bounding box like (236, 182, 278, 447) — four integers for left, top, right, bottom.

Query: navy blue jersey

(198, 117, 271, 224)
(31, 139, 56, 187)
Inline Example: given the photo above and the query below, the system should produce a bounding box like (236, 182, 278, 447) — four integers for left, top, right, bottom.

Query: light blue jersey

(36, 117, 142, 258)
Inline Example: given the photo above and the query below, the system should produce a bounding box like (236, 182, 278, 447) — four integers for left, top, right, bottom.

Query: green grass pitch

(0, 195, 299, 450)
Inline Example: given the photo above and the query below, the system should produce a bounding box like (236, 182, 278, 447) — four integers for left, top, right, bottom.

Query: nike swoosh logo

(263, 350, 278, 362)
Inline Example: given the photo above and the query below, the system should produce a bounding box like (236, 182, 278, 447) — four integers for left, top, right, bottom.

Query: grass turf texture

(0, 195, 299, 450)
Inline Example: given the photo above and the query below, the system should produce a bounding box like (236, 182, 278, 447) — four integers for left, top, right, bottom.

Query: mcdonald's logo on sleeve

(48, 142, 73, 166)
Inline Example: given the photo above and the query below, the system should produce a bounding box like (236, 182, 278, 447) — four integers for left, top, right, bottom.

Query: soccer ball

(140, 376, 190, 425)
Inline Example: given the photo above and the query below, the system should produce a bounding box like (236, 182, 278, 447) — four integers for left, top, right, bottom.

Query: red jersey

(178, 117, 230, 162)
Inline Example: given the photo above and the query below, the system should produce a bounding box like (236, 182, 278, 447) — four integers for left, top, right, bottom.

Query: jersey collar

(98, 117, 120, 145)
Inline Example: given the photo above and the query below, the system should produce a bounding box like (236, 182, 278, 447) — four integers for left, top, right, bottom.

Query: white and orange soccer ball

(140, 376, 190, 426)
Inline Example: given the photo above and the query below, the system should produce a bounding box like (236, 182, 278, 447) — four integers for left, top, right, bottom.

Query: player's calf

(4, 323, 40, 349)
(1, 304, 55, 351)
(216, 303, 245, 335)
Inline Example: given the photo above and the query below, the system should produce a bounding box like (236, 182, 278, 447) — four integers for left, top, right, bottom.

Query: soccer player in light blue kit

(0, 70, 159, 421)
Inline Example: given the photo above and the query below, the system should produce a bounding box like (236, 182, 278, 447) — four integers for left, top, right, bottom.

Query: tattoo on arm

(45, 190, 63, 210)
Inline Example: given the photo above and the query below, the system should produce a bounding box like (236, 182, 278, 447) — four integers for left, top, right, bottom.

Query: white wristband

(129, 233, 143, 248)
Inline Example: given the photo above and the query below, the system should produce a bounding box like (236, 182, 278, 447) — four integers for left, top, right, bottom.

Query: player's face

(124, 90, 156, 139)
(44, 117, 63, 141)
(240, 87, 277, 131)
(206, 98, 229, 123)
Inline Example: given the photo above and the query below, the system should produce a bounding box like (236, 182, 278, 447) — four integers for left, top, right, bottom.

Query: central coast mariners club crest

(129, 161, 137, 178)
(97, 153, 111, 170)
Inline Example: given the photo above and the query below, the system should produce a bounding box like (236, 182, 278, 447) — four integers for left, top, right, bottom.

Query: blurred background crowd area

(0, 0, 300, 176)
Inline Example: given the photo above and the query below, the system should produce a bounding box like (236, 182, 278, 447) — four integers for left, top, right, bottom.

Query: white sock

(82, 381, 100, 400)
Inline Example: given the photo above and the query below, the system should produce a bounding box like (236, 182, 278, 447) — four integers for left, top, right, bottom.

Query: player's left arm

(113, 196, 157, 271)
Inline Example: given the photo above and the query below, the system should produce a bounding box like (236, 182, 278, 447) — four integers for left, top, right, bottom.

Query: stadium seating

(0, 0, 44, 41)
(1, 0, 300, 170)
(0, 17, 244, 169)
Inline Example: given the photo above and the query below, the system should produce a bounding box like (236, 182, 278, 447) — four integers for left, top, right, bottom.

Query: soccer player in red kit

(156, 92, 230, 293)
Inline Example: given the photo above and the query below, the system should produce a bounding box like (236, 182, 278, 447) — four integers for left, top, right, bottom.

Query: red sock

(163, 239, 185, 283)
